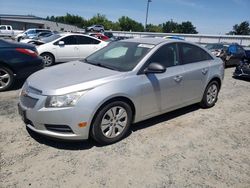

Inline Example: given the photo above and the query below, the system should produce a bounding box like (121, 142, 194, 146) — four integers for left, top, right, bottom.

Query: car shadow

(27, 104, 201, 150)
(132, 104, 200, 132)
(26, 127, 97, 150)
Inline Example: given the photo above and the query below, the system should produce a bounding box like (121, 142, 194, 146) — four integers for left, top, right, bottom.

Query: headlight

(46, 91, 88, 108)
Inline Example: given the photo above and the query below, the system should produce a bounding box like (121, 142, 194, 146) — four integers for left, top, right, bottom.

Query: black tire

(91, 101, 132, 145)
(100, 29, 104, 33)
(200, 81, 219, 108)
(90, 28, 94, 32)
(0, 66, 14, 92)
(17, 37, 22, 42)
(41, 53, 55, 67)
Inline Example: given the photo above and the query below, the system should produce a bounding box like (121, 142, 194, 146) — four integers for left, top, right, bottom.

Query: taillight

(16, 48, 38, 57)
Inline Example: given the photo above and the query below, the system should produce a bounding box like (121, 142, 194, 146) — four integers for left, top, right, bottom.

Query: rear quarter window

(179, 43, 212, 64)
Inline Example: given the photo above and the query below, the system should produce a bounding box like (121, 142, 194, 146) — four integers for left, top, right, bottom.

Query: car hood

(27, 61, 126, 95)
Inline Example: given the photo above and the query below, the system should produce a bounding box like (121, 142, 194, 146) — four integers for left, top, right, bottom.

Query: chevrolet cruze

(18, 38, 224, 144)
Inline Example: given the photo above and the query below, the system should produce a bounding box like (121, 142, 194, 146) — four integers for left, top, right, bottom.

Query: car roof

(122, 37, 180, 45)
(56, 32, 103, 41)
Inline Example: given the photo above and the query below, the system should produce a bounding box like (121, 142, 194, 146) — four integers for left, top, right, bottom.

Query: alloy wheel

(101, 106, 128, 138)
(206, 84, 218, 105)
(0, 68, 11, 90)
(42, 55, 53, 66)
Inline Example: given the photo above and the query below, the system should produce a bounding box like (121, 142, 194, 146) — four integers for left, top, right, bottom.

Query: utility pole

(145, 0, 152, 31)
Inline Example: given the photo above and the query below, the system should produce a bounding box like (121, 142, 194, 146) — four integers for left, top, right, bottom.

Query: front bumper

(18, 88, 93, 140)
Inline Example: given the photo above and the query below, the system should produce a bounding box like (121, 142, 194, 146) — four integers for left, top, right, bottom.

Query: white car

(37, 33, 108, 66)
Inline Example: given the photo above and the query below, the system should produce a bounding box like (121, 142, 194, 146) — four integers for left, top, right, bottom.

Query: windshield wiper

(95, 63, 118, 71)
(84, 59, 118, 71)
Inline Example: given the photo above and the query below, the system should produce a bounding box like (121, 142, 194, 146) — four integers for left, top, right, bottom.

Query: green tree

(63, 13, 86, 27)
(87, 14, 114, 30)
(118, 16, 144, 32)
(162, 20, 179, 33)
(228, 21, 250, 35)
(146, 24, 163, 32)
(177, 21, 198, 34)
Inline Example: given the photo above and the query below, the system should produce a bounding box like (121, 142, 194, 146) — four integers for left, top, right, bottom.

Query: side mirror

(58, 41, 65, 46)
(144, 62, 166, 74)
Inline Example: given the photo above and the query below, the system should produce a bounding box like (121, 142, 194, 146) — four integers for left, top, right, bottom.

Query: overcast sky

(1, 0, 250, 34)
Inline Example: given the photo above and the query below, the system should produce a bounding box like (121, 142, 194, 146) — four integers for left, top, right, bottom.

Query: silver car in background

(18, 38, 224, 144)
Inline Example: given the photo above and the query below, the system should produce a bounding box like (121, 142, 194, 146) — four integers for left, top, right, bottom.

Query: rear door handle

(174, 75, 183, 82)
(202, 68, 208, 75)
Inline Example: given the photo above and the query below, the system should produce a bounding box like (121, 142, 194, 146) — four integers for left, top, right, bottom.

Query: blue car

(223, 43, 246, 66)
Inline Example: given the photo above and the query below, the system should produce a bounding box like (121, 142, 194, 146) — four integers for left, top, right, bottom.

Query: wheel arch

(208, 76, 222, 90)
(0, 61, 16, 75)
(40, 52, 55, 60)
(89, 96, 136, 130)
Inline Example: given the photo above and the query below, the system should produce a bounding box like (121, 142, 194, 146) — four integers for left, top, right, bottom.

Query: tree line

(46, 13, 198, 34)
(46, 13, 250, 35)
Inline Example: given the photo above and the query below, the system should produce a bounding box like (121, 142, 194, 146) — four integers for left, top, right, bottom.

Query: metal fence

(111, 31, 250, 46)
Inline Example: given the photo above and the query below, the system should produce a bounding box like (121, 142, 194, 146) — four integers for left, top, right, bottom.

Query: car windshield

(41, 34, 61, 43)
(85, 41, 154, 72)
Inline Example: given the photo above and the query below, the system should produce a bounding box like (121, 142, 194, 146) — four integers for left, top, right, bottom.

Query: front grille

(20, 95, 38, 109)
(45, 124, 73, 133)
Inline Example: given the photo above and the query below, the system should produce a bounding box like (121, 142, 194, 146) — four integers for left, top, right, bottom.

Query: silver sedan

(18, 38, 224, 144)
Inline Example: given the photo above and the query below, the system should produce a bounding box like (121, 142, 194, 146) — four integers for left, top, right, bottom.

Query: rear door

(75, 35, 102, 58)
(178, 43, 213, 104)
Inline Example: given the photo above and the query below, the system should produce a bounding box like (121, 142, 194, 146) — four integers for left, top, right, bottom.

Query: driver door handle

(174, 75, 183, 82)
(202, 68, 208, 75)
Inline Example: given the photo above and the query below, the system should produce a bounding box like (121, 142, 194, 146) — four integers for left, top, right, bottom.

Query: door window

(179, 43, 212, 64)
(148, 43, 179, 68)
(76, 36, 100, 45)
(61, 36, 77, 45)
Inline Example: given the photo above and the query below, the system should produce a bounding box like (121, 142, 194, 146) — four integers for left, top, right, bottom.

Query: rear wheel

(91, 101, 132, 145)
(0, 67, 14, 91)
(200, 81, 219, 108)
(41, 53, 55, 67)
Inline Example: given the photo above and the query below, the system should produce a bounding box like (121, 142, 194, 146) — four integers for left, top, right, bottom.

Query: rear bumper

(14, 58, 44, 79)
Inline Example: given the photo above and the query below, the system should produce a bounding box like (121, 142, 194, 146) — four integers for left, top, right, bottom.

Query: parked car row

(205, 42, 248, 67)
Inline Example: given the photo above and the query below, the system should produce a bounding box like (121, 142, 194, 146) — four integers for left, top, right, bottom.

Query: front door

(140, 43, 185, 117)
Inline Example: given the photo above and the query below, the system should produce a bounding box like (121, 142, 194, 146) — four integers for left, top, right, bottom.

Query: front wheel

(91, 101, 132, 145)
(200, 81, 219, 108)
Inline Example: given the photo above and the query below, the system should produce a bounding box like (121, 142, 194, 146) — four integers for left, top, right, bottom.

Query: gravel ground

(0, 68, 250, 188)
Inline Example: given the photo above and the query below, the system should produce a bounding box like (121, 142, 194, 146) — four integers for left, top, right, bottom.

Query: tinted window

(180, 43, 212, 64)
(27, 30, 36, 34)
(76, 36, 100, 45)
(61, 36, 77, 45)
(148, 43, 179, 68)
